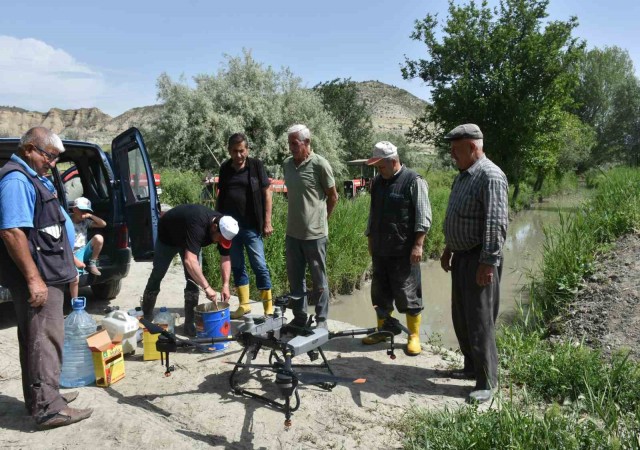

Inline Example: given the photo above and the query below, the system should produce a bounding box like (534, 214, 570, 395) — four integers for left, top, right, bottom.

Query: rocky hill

(355, 80, 427, 134)
(0, 81, 428, 148)
(0, 105, 162, 146)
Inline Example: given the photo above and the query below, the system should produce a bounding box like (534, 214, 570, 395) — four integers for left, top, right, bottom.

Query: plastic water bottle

(153, 306, 175, 334)
(60, 297, 97, 387)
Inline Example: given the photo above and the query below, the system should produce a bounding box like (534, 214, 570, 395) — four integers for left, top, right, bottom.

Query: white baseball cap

(72, 197, 93, 212)
(218, 216, 239, 249)
(366, 141, 398, 165)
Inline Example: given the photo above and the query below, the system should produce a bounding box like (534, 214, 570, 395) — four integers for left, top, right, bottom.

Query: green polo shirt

(283, 151, 335, 240)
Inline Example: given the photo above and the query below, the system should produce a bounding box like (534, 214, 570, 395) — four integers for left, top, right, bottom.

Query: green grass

(401, 399, 637, 450)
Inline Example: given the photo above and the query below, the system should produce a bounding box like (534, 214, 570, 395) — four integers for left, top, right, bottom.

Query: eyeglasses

(32, 144, 60, 163)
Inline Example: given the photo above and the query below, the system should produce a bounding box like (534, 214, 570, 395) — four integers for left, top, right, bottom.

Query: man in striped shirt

(440, 123, 508, 404)
(362, 141, 432, 356)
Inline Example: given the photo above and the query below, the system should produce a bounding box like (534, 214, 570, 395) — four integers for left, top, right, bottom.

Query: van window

(128, 149, 151, 200)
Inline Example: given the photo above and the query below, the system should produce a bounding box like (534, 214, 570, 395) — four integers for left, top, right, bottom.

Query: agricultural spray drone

(141, 294, 398, 426)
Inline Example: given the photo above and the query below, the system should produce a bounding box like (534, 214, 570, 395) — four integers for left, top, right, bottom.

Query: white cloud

(0, 36, 108, 112)
(0, 36, 156, 116)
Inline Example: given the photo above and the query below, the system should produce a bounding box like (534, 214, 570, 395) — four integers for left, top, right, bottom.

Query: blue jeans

(145, 240, 199, 293)
(230, 227, 272, 290)
(285, 235, 329, 321)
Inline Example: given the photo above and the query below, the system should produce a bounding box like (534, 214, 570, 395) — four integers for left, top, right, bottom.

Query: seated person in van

(70, 197, 106, 276)
(62, 210, 84, 300)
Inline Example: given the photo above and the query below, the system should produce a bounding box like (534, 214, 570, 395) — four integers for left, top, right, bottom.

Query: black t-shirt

(218, 159, 271, 231)
(157, 204, 229, 256)
(220, 166, 255, 228)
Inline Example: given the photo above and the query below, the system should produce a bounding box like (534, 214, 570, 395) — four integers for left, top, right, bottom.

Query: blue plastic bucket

(194, 302, 231, 351)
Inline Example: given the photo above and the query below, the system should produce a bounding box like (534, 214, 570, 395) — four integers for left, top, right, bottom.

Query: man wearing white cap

(141, 204, 239, 336)
(362, 141, 431, 356)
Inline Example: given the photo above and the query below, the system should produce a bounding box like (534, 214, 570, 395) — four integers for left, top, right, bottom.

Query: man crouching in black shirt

(141, 204, 239, 336)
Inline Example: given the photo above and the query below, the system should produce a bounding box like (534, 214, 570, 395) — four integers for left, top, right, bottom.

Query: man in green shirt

(283, 124, 339, 329)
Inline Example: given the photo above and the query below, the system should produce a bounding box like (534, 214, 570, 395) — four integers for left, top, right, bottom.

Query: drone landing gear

(229, 343, 336, 427)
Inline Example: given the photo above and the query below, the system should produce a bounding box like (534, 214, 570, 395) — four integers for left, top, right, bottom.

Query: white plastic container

(102, 309, 140, 354)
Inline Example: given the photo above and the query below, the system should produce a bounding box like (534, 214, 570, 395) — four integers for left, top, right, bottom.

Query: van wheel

(91, 280, 122, 300)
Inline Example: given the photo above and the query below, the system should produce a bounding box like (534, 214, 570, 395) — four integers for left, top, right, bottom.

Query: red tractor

(343, 159, 376, 199)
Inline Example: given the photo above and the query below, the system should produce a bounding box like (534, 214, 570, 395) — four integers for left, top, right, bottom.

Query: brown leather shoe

(61, 391, 79, 404)
(36, 407, 93, 430)
(26, 392, 78, 416)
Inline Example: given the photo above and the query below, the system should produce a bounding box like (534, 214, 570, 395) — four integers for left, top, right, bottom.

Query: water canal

(330, 190, 588, 349)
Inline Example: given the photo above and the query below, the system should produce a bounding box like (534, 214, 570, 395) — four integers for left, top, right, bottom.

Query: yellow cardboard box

(86, 329, 125, 387)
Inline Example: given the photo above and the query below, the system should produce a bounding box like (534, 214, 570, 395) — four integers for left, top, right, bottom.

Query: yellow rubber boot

(362, 318, 387, 345)
(260, 289, 273, 315)
(406, 313, 422, 356)
(231, 284, 251, 319)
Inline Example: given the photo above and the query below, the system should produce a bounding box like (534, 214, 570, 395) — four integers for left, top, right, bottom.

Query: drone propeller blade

(296, 372, 367, 385)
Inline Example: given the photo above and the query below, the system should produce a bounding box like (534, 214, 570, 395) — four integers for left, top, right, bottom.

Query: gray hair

(19, 127, 65, 153)
(471, 138, 483, 150)
(287, 124, 311, 141)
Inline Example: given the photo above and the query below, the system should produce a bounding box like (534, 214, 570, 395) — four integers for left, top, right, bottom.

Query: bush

(158, 168, 202, 206)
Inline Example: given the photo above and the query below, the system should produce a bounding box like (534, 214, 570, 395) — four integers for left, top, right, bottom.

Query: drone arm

(328, 327, 377, 339)
(329, 328, 397, 360)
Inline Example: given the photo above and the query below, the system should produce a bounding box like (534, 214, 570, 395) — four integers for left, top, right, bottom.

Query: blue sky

(1, 0, 638, 116)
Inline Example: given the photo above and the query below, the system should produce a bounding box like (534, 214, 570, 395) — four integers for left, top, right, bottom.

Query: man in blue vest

(0, 127, 93, 429)
(361, 141, 432, 355)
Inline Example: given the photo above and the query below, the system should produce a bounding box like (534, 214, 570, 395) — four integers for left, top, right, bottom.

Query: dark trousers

(451, 250, 501, 390)
(10, 282, 67, 420)
(371, 255, 423, 317)
(145, 240, 199, 293)
(285, 235, 329, 321)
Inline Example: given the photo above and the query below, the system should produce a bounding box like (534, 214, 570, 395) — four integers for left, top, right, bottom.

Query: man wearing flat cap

(440, 123, 508, 404)
(361, 141, 432, 356)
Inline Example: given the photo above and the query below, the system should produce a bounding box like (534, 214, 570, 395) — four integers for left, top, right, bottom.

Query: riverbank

(562, 233, 640, 360)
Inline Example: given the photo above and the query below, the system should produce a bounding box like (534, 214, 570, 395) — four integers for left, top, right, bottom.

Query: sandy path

(0, 259, 472, 450)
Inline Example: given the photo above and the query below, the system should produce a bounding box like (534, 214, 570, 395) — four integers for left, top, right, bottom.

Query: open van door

(111, 127, 159, 261)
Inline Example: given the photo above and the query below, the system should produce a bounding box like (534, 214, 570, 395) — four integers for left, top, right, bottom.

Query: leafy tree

(571, 46, 640, 167)
(402, 0, 582, 200)
(148, 51, 345, 177)
(313, 78, 374, 161)
(529, 111, 595, 190)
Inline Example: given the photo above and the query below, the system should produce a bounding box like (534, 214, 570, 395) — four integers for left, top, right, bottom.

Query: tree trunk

(533, 172, 545, 192)
(511, 181, 520, 204)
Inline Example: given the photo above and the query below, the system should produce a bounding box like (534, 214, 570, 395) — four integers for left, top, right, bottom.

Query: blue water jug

(60, 297, 97, 387)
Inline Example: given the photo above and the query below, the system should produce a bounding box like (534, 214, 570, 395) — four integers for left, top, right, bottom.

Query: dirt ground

(0, 259, 477, 450)
(562, 233, 640, 360)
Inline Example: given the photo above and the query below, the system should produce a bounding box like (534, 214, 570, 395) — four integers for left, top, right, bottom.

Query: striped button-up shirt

(444, 156, 508, 265)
